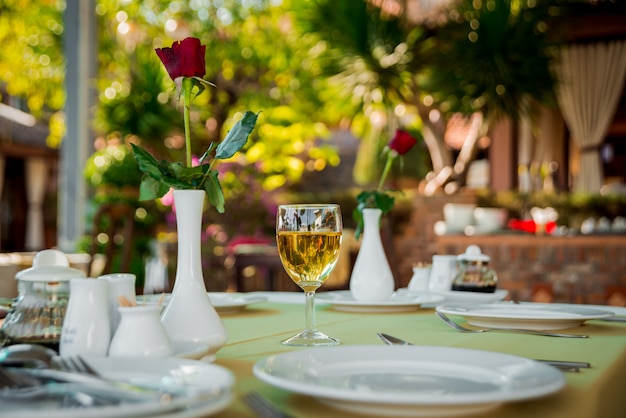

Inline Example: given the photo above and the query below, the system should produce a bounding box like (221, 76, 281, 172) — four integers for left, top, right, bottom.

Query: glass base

(281, 329, 340, 346)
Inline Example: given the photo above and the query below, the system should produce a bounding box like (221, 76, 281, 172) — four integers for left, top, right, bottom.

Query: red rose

(388, 129, 417, 155)
(155, 37, 206, 81)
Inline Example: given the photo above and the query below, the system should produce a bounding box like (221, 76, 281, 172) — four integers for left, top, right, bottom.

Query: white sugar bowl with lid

(451, 245, 497, 293)
(0, 249, 86, 348)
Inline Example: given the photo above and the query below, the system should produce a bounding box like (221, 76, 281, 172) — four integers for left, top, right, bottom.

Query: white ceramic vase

(109, 305, 172, 357)
(160, 189, 228, 362)
(60, 278, 110, 356)
(349, 208, 395, 301)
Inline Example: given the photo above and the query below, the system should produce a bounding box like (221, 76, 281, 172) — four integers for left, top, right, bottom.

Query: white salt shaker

(428, 255, 457, 293)
(108, 305, 173, 357)
(407, 263, 432, 293)
(60, 278, 110, 356)
(98, 273, 136, 336)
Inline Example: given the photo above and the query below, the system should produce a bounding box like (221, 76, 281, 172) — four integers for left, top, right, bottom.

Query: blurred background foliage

(0, 0, 604, 246)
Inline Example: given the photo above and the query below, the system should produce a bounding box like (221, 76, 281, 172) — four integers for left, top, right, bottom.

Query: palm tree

(295, 0, 566, 193)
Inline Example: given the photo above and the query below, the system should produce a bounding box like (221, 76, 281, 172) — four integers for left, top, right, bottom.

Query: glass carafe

(451, 245, 497, 293)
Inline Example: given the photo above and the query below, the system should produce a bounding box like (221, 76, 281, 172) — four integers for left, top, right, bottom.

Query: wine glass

(276, 204, 343, 346)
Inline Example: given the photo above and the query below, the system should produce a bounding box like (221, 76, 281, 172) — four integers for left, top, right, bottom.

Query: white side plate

(436, 303, 614, 330)
(398, 288, 508, 307)
(139, 292, 267, 314)
(316, 291, 444, 313)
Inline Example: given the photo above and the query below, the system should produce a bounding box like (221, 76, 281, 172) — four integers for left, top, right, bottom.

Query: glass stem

(304, 291, 316, 332)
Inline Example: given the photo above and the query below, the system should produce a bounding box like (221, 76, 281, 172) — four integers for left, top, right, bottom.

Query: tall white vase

(160, 190, 228, 362)
(349, 208, 395, 302)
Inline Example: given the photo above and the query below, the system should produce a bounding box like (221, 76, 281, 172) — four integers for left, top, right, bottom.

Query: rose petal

(155, 37, 206, 81)
(388, 129, 417, 155)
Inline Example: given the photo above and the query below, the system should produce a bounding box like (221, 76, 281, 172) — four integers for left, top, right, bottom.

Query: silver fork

(0, 364, 112, 407)
(243, 391, 294, 418)
(51, 355, 203, 402)
(435, 311, 589, 338)
(0, 365, 20, 388)
(52, 356, 101, 377)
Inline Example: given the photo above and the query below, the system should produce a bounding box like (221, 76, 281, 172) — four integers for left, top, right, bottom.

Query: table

(212, 297, 626, 418)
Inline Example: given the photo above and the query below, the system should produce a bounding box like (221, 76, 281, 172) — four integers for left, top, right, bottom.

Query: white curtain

(25, 157, 48, 250)
(555, 41, 626, 193)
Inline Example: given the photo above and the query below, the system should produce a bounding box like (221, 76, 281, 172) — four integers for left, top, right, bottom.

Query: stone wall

(391, 194, 626, 305)
(391, 193, 476, 288)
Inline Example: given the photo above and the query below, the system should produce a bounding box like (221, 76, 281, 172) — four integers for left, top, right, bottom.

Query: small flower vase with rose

(132, 37, 258, 361)
(350, 129, 417, 302)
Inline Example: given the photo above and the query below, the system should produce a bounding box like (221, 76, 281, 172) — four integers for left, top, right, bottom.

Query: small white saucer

(171, 341, 212, 360)
(139, 292, 267, 314)
(398, 288, 508, 307)
(316, 291, 444, 313)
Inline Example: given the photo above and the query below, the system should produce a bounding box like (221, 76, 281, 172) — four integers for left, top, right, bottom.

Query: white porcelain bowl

(443, 203, 476, 233)
(473, 207, 507, 232)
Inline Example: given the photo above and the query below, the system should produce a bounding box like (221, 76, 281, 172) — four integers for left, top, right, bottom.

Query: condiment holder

(0, 249, 86, 348)
(407, 262, 432, 292)
(428, 255, 457, 293)
(60, 278, 111, 356)
(108, 302, 173, 358)
(451, 245, 497, 293)
(98, 273, 137, 337)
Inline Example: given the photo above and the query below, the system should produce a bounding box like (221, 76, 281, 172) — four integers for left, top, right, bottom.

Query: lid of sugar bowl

(456, 245, 490, 262)
(15, 249, 86, 282)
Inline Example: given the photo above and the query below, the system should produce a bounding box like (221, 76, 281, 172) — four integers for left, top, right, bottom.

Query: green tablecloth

(212, 300, 626, 418)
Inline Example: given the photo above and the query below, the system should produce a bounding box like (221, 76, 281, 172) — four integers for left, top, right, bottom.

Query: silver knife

(377, 333, 590, 371)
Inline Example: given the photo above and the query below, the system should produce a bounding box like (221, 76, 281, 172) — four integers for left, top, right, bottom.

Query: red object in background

(226, 235, 273, 253)
(508, 219, 557, 234)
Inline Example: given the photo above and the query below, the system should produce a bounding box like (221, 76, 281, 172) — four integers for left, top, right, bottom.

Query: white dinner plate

(253, 345, 565, 417)
(4, 356, 234, 418)
(316, 290, 444, 313)
(436, 303, 614, 330)
(398, 288, 508, 307)
(139, 292, 267, 314)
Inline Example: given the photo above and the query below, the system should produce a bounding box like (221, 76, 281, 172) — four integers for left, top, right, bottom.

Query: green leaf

(198, 142, 218, 164)
(160, 174, 195, 190)
(215, 111, 259, 160)
(204, 170, 225, 213)
(353, 190, 396, 239)
(167, 162, 207, 185)
(192, 76, 216, 89)
(131, 144, 165, 180)
(138, 175, 170, 201)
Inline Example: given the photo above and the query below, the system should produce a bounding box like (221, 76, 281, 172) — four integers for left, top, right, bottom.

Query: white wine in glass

(276, 204, 342, 346)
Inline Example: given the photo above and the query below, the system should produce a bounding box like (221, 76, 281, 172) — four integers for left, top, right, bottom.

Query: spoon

(436, 311, 589, 338)
(0, 344, 58, 368)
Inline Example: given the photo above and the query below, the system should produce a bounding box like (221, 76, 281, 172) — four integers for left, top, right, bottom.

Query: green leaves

(215, 111, 260, 159)
(204, 170, 225, 213)
(353, 190, 396, 239)
(131, 110, 258, 212)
